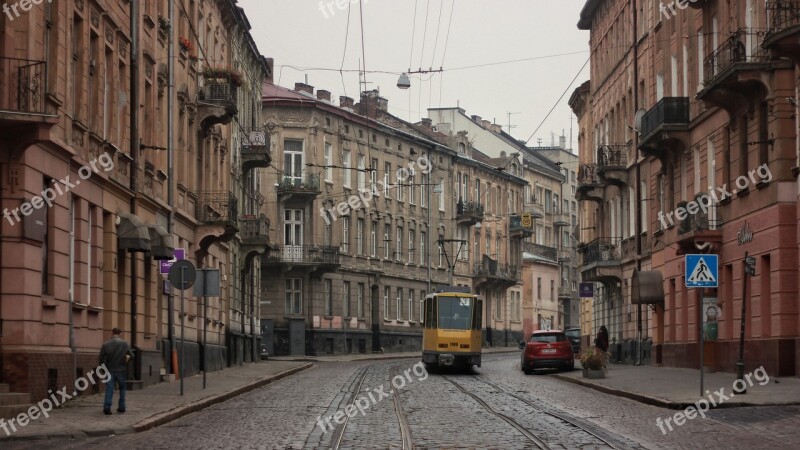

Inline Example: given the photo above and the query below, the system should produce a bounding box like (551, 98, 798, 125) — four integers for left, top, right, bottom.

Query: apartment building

(576, 0, 800, 374)
(0, 0, 268, 401)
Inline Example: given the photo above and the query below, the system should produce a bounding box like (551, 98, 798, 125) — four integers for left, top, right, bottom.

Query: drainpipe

(632, 0, 643, 366)
(69, 197, 76, 384)
(129, 0, 140, 365)
(167, 0, 177, 374)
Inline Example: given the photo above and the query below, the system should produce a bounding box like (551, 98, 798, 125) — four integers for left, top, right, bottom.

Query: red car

(521, 330, 574, 374)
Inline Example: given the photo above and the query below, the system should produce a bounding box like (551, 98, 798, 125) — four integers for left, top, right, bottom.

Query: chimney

(559, 134, 567, 149)
(357, 89, 388, 118)
(500, 151, 507, 158)
(264, 57, 274, 84)
(491, 123, 502, 133)
(317, 90, 332, 102)
(294, 82, 314, 96)
(339, 96, 355, 109)
(481, 120, 491, 129)
(420, 118, 433, 129)
(471, 115, 482, 123)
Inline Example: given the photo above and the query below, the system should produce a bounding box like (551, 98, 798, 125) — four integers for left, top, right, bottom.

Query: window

(343, 282, 351, 317)
(397, 168, 404, 201)
(370, 221, 377, 257)
(537, 277, 542, 300)
(324, 142, 333, 182)
(421, 174, 427, 207)
(550, 280, 555, 300)
(438, 178, 445, 211)
(420, 231, 426, 265)
(343, 149, 351, 187)
(342, 217, 350, 253)
(324, 279, 333, 315)
(384, 162, 391, 197)
(495, 293, 502, 319)
(358, 155, 366, 190)
(357, 283, 365, 317)
(419, 290, 425, 324)
(438, 234, 444, 267)
(356, 219, 364, 255)
(286, 278, 302, 314)
(408, 229, 415, 262)
(283, 140, 304, 185)
(383, 224, 391, 259)
(409, 174, 415, 204)
(475, 179, 481, 204)
(396, 225, 403, 260)
(41, 179, 51, 294)
(396, 288, 403, 320)
(409, 290, 415, 322)
(371, 158, 378, 194)
(384, 286, 390, 319)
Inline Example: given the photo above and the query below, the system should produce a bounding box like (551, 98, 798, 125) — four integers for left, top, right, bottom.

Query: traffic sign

(745, 256, 756, 276)
(168, 260, 197, 290)
(686, 254, 718, 288)
(160, 248, 186, 274)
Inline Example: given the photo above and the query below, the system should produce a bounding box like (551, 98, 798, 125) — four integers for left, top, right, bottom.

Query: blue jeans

(103, 372, 126, 411)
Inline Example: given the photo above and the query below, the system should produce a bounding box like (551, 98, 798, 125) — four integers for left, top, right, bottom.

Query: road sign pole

(180, 265, 185, 396)
(700, 290, 704, 397)
(202, 269, 207, 390)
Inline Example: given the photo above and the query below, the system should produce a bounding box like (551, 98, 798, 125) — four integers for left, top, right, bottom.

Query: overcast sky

(239, 0, 588, 150)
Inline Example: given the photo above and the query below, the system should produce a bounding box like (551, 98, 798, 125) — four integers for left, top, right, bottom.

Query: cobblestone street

(5, 353, 800, 449)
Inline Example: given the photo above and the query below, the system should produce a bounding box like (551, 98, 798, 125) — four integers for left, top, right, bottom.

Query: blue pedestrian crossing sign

(686, 254, 718, 288)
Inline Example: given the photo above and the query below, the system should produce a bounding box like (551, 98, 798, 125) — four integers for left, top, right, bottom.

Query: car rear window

(531, 333, 566, 342)
(565, 329, 580, 338)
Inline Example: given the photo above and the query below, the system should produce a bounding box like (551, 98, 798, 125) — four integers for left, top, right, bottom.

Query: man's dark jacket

(100, 336, 132, 374)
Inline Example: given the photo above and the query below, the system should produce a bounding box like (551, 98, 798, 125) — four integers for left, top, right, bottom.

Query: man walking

(99, 327, 133, 415)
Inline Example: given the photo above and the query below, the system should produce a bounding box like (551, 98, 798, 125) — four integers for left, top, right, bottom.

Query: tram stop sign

(168, 260, 197, 291)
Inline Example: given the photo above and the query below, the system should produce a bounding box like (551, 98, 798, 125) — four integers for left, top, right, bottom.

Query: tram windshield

(438, 296, 472, 330)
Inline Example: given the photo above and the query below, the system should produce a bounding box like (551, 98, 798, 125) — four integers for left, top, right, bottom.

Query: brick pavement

(554, 363, 800, 408)
(0, 360, 311, 442)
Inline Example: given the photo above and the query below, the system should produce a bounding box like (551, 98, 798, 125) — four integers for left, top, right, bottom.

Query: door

(284, 209, 303, 261)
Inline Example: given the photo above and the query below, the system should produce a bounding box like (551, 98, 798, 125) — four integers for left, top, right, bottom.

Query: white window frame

(343, 281, 351, 317)
(384, 286, 390, 320)
(324, 142, 333, 182)
(358, 155, 366, 190)
(409, 290, 415, 322)
(342, 217, 350, 253)
(343, 149, 351, 188)
(420, 231, 426, 266)
(357, 283, 365, 317)
(408, 229, 415, 263)
(383, 224, 390, 259)
(324, 279, 332, 316)
(370, 221, 377, 257)
(396, 288, 402, 320)
(286, 278, 302, 314)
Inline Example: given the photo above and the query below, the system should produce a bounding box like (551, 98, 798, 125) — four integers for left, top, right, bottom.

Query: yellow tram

(421, 286, 483, 369)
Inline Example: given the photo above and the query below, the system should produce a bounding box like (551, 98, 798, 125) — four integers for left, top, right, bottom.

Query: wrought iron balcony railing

(278, 173, 321, 193)
(524, 242, 558, 261)
(523, 202, 544, 218)
(473, 261, 520, 281)
(0, 57, 48, 114)
(241, 128, 271, 172)
(577, 163, 601, 187)
(456, 200, 485, 223)
(580, 238, 622, 266)
(767, 1, 800, 35)
(197, 191, 238, 226)
(263, 245, 341, 265)
(639, 97, 690, 140)
(703, 29, 771, 82)
(597, 144, 628, 170)
(509, 214, 534, 234)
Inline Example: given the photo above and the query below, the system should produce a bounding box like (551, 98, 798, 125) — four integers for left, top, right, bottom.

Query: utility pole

(507, 112, 520, 134)
(632, 0, 643, 366)
(737, 252, 755, 394)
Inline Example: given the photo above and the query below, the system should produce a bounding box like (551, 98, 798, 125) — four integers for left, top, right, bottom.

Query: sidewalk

(270, 346, 521, 362)
(554, 363, 800, 409)
(0, 361, 312, 441)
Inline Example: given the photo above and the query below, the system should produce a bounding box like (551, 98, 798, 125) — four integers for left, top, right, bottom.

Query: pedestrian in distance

(99, 327, 133, 415)
(594, 325, 610, 367)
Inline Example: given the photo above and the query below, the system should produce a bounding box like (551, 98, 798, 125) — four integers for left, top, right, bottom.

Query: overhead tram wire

(339, 2, 353, 100)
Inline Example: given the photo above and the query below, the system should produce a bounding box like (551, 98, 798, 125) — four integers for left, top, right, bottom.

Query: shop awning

(117, 212, 151, 252)
(146, 224, 174, 260)
(631, 270, 665, 304)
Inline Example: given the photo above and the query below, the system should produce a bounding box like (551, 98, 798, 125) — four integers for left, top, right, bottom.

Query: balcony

(699, 29, 776, 111)
(596, 144, 628, 186)
(558, 285, 573, 300)
(523, 202, 544, 219)
(262, 245, 341, 276)
(523, 242, 557, 262)
(552, 207, 571, 228)
(764, 1, 800, 61)
(578, 238, 622, 283)
(558, 248, 572, 263)
(240, 215, 270, 267)
(197, 74, 239, 135)
(241, 128, 271, 173)
(576, 163, 603, 203)
(456, 200, 485, 226)
(0, 56, 57, 146)
(638, 97, 690, 161)
(509, 214, 534, 238)
(675, 203, 723, 255)
(195, 191, 239, 259)
(473, 256, 520, 289)
(277, 174, 321, 201)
